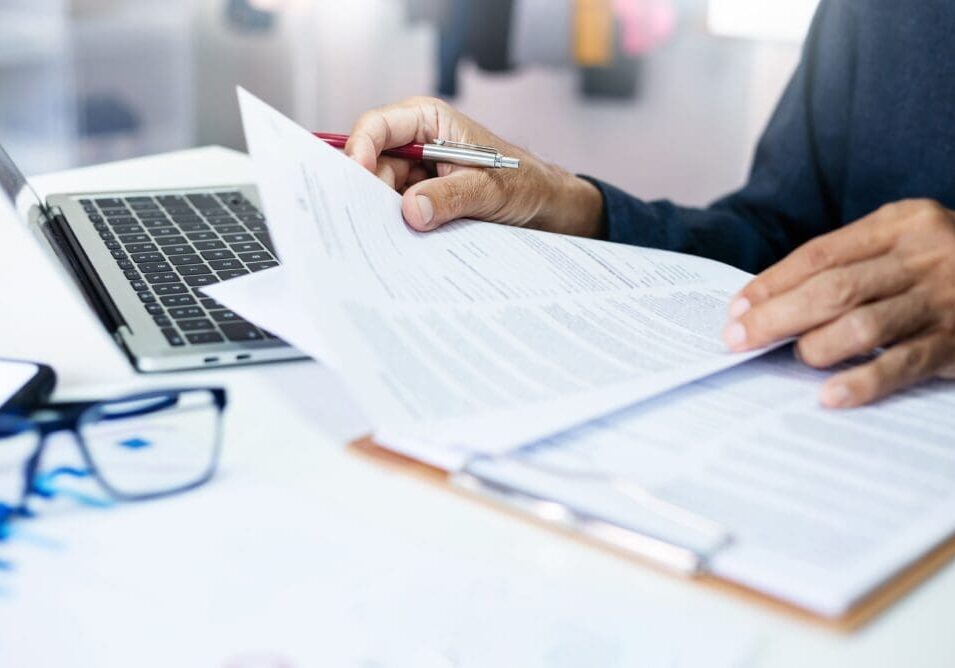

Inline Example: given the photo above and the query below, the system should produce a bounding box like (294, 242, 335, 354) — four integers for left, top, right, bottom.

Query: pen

(314, 132, 521, 169)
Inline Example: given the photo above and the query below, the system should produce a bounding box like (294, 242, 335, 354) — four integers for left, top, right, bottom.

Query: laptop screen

(0, 143, 44, 223)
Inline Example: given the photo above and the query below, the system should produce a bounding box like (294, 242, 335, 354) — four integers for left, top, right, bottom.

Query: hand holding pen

(323, 97, 604, 237)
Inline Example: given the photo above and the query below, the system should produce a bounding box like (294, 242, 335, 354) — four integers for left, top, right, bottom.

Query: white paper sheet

(470, 349, 955, 617)
(0, 474, 757, 667)
(228, 88, 767, 460)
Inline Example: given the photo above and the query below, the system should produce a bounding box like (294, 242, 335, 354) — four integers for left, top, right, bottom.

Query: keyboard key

(186, 332, 225, 345)
(106, 216, 138, 226)
(171, 215, 202, 225)
(138, 292, 157, 304)
(247, 261, 279, 272)
(218, 269, 249, 280)
(209, 258, 242, 271)
(99, 230, 116, 241)
(245, 222, 269, 234)
(112, 224, 143, 235)
(101, 208, 131, 217)
(157, 195, 186, 207)
(186, 193, 219, 208)
(118, 233, 150, 244)
(154, 283, 188, 296)
(153, 315, 172, 327)
(137, 209, 169, 219)
(206, 216, 235, 227)
(104, 239, 122, 250)
(160, 294, 196, 307)
(177, 318, 215, 332)
(186, 231, 217, 241)
(161, 328, 185, 346)
(215, 224, 244, 235)
(230, 242, 263, 253)
(256, 233, 276, 253)
(129, 201, 159, 211)
(123, 270, 140, 281)
(237, 213, 265, 223)
(169, 306, 204, 319)
(238, 251, 273, 263)
(179, 222, 210, 233)
(110, 249, 127, 260)
(145, 272, 180, 284)
(87, 213, 103, 223)
(117, 259, 134, 271)
(125, 242, 158, 253)
(178, 264, 212, 276)
(211, 309, 242, 322)
(131, 252, 163, 263)
(162, 244, 192, 255)
(93, 222, 110, 233)
(194, 240, 225, 251)
(168, 253, 203, 266)
(95, 197, 123, 208)
(220, 322, 264, 342)
(144, 302, 164, 314)
(184, 275, 217, 287)
(199, 298, 221, 310)
(221, 233, 254, 244)
(140, 218, 173, 229)
(200, 250, 234, 261)
(151, 227, 181, 237)
(139, 261, 172, 273)
(156, 236, 188, 246)
(130, 280, 149, 292)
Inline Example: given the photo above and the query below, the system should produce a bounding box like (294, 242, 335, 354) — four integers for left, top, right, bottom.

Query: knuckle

(801, 240, 831, 271)
(847, 310, 880, 349)
(822, 271, 858, 310)
(796, 338, 830, 369)
(901, 343, 929, 373)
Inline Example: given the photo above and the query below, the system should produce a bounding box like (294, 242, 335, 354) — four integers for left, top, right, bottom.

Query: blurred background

(0, 0, 817, 206)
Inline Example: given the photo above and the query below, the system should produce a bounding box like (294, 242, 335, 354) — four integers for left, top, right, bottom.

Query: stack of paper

(207, 90, 955, 619)
(210, 90, 765, 467)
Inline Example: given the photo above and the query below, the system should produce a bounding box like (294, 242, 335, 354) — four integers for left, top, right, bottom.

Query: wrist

(534, 167, 604, 238)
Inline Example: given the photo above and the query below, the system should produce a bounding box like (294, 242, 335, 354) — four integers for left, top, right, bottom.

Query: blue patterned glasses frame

(0, 387, 226, 537)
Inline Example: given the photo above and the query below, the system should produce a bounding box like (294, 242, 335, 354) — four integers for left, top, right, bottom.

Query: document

(230, 89, 767, 461)
(469, 348, 955, 617)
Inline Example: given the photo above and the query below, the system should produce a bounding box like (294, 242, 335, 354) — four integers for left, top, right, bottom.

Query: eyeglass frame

(0, 386, 227, 524)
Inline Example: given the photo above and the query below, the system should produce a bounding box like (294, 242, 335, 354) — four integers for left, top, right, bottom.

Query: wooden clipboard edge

(348, 436, 955, 632)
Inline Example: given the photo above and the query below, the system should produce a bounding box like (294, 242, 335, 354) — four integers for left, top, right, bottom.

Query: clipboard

(349, 435, 955, 632)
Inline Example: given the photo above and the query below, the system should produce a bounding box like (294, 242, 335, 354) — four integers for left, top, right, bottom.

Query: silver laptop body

(1, 143, 304, 372)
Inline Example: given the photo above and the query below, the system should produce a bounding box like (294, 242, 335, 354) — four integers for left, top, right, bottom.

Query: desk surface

(2, 147, 953, 666)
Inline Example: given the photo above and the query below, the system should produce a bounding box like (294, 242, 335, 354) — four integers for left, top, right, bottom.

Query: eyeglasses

(0, 387, 226, 537)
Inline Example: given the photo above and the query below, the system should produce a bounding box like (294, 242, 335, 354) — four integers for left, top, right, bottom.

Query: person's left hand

(722, 199, 955, 408)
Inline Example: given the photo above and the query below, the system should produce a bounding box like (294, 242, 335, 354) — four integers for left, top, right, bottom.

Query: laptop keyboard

(80, 192, 281, 347)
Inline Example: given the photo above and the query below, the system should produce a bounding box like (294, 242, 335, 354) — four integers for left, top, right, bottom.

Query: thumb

(401, 171, 496, 231)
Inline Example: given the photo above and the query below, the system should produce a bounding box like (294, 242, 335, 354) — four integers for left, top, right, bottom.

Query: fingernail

(415, 195, 434, 228)
(729, 297, 751, 318)
(822, 384, 852, 408)
(723, 322, 747, 349)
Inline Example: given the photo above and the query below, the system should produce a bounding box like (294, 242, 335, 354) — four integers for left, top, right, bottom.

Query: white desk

(1, 147, 953, 666)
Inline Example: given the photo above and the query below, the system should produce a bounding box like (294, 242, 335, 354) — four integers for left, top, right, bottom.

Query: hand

(345, 96, 603, 237)
(723, 199, 955, 407)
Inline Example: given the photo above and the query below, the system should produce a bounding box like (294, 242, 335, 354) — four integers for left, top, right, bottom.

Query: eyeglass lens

(78, 389, 220, 498)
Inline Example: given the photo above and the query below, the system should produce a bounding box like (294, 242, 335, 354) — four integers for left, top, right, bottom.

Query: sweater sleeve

(585, 0, 857, 273)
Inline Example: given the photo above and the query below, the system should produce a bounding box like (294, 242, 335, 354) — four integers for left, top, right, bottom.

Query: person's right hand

(345, 97, 604, 237)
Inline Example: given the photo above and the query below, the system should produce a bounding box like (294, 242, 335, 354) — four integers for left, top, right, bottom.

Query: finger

(819, 331, 955, 408)
(795, 290, 934, 368)
(401, 170, 498, 231)
(376, 156, 413, 190)
(405, 165, 430, 188)
(345, 103, 427, 173)
(724, 254, 913, 351)
(736, 205, 903, 308)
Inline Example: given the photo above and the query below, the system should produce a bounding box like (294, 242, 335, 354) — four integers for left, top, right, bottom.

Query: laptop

(0, 142, 304, 372)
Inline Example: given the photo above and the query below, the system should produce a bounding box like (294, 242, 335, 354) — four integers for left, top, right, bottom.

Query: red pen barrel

(313, 132, 425, 161)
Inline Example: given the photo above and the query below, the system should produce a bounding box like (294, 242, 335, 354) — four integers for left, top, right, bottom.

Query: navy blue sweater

(589, 0, 955, 273)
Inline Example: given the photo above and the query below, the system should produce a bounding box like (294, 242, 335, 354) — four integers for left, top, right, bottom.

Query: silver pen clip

(423, 138, 520, 169)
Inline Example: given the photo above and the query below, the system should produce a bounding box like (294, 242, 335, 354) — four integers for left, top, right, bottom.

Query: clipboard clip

(452, 456, 733, 576)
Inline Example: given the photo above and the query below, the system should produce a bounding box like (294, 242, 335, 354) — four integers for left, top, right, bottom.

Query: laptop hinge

(40, 205, 128, 337)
